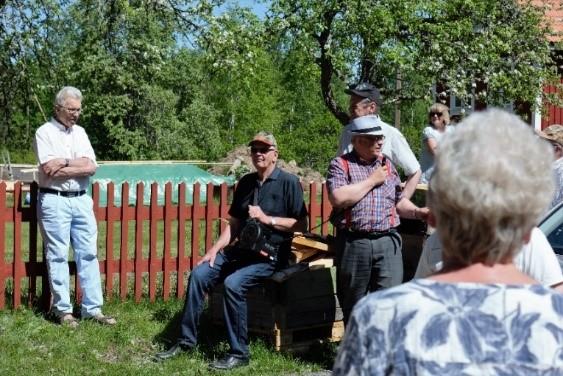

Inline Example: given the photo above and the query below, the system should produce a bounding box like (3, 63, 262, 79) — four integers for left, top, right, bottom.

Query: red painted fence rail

(0, 180, 331, 310)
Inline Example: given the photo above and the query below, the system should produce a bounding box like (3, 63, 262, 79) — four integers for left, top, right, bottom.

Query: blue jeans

(335, 231, 403, 325)
(178, 247, 275, 358)
(37, 193, 103, 317)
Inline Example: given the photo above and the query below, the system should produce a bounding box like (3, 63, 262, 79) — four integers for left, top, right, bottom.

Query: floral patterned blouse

(333, 279, 563, 375)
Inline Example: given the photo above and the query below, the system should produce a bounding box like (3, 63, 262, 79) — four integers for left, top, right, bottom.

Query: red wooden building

(436, 1, 563, 130)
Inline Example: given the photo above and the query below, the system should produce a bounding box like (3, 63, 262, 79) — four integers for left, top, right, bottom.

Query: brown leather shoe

(58, 313, 79, 328)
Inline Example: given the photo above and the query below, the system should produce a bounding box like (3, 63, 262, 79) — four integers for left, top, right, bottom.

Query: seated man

(415, 228, 563, 292)
(154, 132, 308, 370)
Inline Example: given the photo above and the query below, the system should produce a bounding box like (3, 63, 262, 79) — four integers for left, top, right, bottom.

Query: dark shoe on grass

(209, 354, 249, 370)
(84, 313, 117, 326)
(153, 342, 193, 362)
(57, 313, 79, 329)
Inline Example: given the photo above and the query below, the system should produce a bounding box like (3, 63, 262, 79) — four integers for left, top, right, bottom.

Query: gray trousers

(335, 230, 403, 325)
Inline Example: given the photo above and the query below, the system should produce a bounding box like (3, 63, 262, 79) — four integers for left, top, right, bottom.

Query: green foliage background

(1, 0, 560, 172)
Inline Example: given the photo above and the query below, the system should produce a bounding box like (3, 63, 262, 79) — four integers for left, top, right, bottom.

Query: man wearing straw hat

(327, 115, 427, 325)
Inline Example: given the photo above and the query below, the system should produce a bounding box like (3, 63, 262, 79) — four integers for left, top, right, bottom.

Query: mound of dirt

(208, 146, 325, 183)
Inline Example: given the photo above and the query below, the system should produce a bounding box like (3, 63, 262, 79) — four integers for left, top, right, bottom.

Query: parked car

(539, 201, 563, 272)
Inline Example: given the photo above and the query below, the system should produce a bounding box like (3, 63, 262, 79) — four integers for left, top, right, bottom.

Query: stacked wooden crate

(209, 235, 343, 352)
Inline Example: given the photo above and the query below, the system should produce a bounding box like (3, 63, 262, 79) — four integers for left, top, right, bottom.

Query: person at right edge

(538, 123, 563, 209)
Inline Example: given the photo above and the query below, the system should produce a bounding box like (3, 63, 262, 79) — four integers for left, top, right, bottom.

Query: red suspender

(383, 157, 397, 227)
(339, 157, 352, 229)
(383, 158, 398, 227)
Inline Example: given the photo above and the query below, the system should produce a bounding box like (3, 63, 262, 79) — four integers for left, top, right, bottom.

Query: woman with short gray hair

(333, 109, 563, 375)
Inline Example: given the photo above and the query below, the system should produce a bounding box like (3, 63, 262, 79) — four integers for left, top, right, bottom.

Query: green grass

(1, 190, 339, 374)
(0, 299, 337, 375)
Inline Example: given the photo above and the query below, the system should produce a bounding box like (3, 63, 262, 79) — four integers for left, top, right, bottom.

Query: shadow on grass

(291, 340, 338, 370)
(150, 303, 337, 370)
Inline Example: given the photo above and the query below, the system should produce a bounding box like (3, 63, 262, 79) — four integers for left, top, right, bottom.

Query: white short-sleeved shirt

(419, 125, 454, 183)
(414, 228, 563, 287)
(337, 116, 420, 176)
(33, 118, 97, 191)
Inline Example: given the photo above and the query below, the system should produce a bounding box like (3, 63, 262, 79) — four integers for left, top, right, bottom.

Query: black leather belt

(342, 228, 397, 240)
(39, 187, 86, 197)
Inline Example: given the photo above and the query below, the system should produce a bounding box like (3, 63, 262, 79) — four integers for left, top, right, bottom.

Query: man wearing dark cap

(154, 131, 308, 370)
(338, 82, 422, 199)
(328, 116, 427, 325)
(539, 124, 563, 208)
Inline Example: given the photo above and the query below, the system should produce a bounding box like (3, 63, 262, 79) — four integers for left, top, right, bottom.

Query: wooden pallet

(259, 320, 344, 352)
(290, 234, 331, 264)
(209, 263, 343, 352)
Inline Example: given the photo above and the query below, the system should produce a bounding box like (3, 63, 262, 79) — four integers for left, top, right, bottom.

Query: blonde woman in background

(419, 103, 454, 183)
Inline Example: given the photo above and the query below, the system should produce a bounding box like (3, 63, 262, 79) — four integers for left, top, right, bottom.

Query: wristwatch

(270, 217, 277, 226)
(65, 158, 70, 167)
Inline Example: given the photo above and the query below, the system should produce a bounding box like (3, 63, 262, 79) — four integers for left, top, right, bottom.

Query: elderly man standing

(328, 116, 427, 325)
(338, 83, 421, 199)
(154, 132, 308, 370)
(33, 86, 115, 327)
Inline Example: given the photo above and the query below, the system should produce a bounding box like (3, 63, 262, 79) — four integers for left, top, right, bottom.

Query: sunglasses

(58, 105, 82, 114)
(250, 146, 275, 154)
(358, 135, 385, 142)
(430, 111, 443, 117)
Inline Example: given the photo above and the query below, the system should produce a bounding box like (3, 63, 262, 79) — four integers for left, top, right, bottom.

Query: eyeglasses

(58, 105, 82, 114)
(430, 111, 443, 117)
(250, 146, 275, 154)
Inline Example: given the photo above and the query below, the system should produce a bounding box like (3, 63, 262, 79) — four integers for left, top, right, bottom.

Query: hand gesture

(416, 207, 430, 222)
(248, 205, 267, 224)
(42, 158, 66, 176)
(370, 164, 388, 187)
(198, 248, 219, 267)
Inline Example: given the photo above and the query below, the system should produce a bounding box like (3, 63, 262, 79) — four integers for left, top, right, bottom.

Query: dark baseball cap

(345, 82, 382, 107)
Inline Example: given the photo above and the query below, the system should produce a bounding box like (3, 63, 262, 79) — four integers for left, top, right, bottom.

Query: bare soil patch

(209, 146, 325, 183)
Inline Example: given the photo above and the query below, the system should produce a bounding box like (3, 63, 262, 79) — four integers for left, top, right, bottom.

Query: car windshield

(539, 202, 563, 255)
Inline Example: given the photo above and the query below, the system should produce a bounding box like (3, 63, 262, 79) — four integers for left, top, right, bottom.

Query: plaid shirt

(327, 151, 403, 232)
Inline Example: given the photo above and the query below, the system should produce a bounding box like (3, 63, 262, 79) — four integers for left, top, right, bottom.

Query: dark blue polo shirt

(229, 167, 308, 259)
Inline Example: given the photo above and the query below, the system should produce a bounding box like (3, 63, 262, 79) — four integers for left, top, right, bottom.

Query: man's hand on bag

(248, 205, 267, 224)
